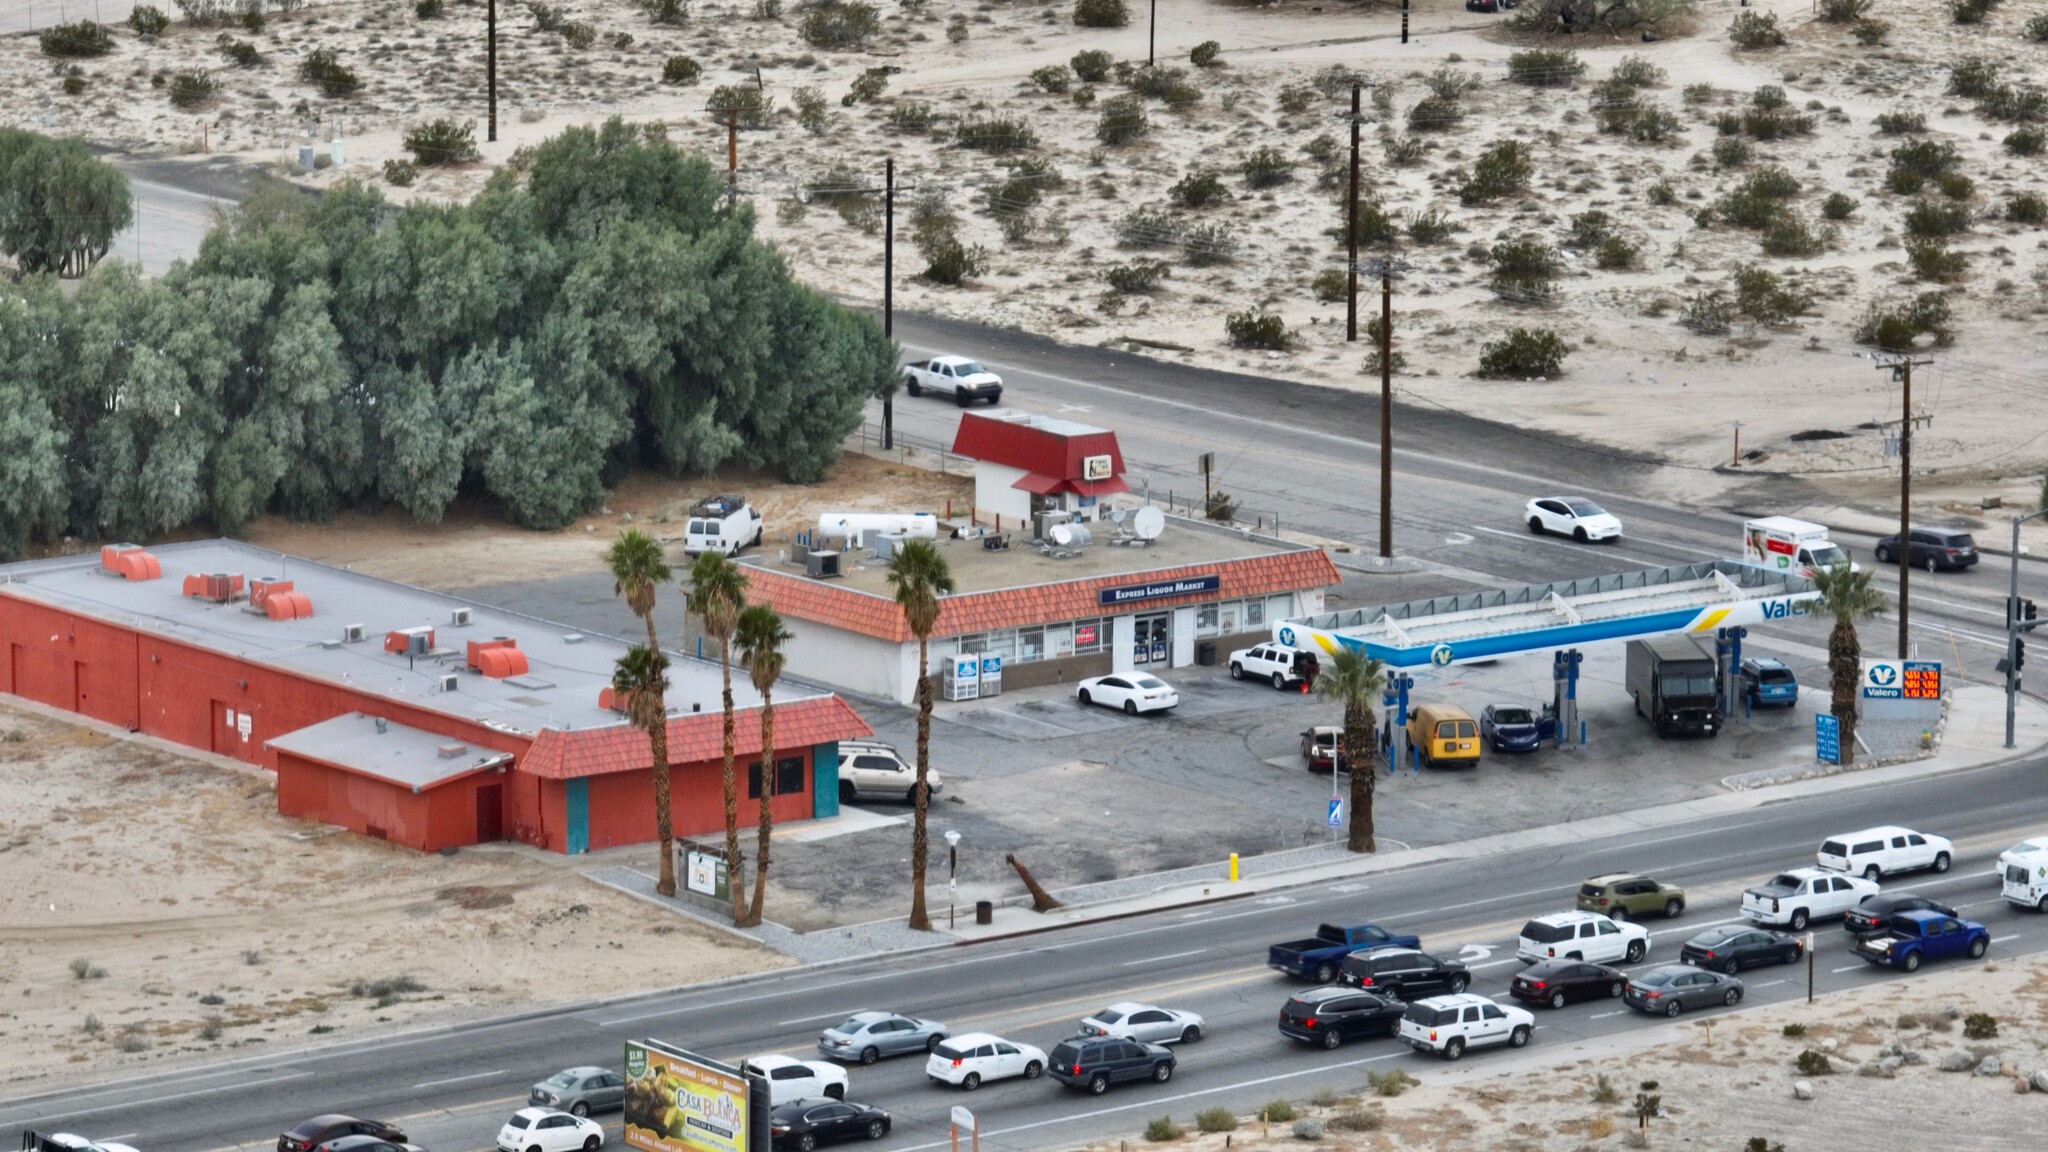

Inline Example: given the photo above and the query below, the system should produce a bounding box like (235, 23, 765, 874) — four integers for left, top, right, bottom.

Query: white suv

(1816, 826, 1953, 879)
(1740, 868, 1879, 931)
(1228, 643, 1319, 690)
(837, 741, 944, 805)
(1516, 911, 1649, 965)
(738, 1055, 848, 1106)
(1397, 993, 1534, 1061)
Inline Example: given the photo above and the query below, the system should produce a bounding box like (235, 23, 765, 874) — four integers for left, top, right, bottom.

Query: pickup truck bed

(1267, 923, 1421, 983)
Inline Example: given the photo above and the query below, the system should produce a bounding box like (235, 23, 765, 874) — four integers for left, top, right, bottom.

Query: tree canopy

(0, 128, 133, 277)
(0, 118, 898, 558)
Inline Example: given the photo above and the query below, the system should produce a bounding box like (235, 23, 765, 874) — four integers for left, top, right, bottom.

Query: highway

(8, 750, 2048, 1152)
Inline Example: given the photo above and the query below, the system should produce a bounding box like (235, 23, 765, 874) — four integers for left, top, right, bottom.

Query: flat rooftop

(268, 712, 513, 790)
(1, 540, 804, 737)
(753, 512, 1287, 598)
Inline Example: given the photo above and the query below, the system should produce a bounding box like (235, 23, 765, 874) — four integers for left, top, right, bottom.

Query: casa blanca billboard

(624, 1040, 765, 1152)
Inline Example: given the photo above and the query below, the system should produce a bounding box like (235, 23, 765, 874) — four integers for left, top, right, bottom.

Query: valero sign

(624, 1040, 759, 1152)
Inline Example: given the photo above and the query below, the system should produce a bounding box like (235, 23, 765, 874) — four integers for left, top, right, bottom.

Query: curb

(951, 890, 1256, 946)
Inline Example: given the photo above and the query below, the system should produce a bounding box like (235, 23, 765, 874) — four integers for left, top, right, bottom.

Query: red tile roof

(748, 549, 1341, 643)
(520, 694, 872, 780)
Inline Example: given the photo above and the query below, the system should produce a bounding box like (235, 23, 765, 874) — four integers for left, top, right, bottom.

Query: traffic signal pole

(2008, 508, 2048, 749)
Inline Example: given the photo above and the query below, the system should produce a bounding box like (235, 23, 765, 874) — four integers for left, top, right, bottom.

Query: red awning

(1010, 473, 1132, 497)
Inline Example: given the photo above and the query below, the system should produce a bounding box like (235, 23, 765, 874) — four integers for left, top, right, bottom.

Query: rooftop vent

(343, 623, 366, 644)
(100, 545, 162, 581)
(436, 742, 469, 759)
(182, 572, 246, 603)
(385, 626, 434, 656)
(249, 580, 314, 620)
(805, 550, 842, 579)
(451, 607, 473, 627)
(599, 686, 635, 713)
(438, 673, 460, 693)
(467, 637, 529, 679)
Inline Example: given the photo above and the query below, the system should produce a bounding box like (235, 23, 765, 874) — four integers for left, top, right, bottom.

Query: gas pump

(1552, 649, 1583, 749)
(1716, 625, 1748, 720)
(1383, 672, 1415, 773)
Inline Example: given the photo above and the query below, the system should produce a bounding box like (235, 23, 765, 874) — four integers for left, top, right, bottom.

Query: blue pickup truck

(1852, 909, 1990, 972)
(1267, 923, 1421, 983)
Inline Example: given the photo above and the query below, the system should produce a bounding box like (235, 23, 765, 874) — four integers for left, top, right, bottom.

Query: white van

(683, 495, 764, 557)
(1815, 826, 1953, 880)
(2001, 848, 2048, 913)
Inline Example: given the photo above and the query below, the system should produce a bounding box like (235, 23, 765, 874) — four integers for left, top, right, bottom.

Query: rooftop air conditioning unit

(451, 607, 473, 627)
(805, 550, 842, 579)
(439, 673, 460, 693)
(343, 623, 366, 644)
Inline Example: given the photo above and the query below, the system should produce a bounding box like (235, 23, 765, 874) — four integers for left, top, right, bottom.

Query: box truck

(1626, 635, 1723, 737)
(1742, 516, 1854, 578)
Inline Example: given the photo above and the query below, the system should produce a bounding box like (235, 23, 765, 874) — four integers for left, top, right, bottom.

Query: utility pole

(706, 100, 744, 203)
(1876, 356, 1933, 660)
(884, 157, 895, 451)
(1361, 257, 1412, 562)
(1401, 0, 1410, 44)
(1345, 83, 1361, 343)
(486, 0, 497, 143)
(2007, 509, 2047, 748)
(1149, 0, 1157, 67)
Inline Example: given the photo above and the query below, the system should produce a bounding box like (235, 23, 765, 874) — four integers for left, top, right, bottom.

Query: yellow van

(1408, 703, 1481, 768)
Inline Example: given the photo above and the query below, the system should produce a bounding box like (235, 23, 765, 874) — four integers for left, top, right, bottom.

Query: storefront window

(956, 633, 986, 654)
(1219, 601, 1239, 634)
(1046, 623, 1074, 657)
(1074, 620, 1102, 653)
(1245, 598, 1265, 627)
(1019, 626, 1044, 661)
(747, 756, 806, 799)
(1268, 594, 1293, 622)
(1196, 604, 1220, 636)
(981, 631, 1016, 660)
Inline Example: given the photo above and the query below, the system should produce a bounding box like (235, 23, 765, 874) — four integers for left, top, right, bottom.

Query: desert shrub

(887, 101, 934, 132)
(1856, 292, 1955, 347)
(416, 0, 444, 16)
(557, 19, 593, 47)
(216, 34, 259, 66)
(1713, 137, 1754, 168)
(1951, 0, 1994, 25)
(642, 0, 686, 23)
(168, 71, 218, 107)
(2009, 192, 2048, 223)
(1073, 0, 1128, 27)
(1456, 140, 1530, 205)
(1715, 166, 1800, 229)
(1191, 40, 1221, 67)
(382, 158, 417, 186)
(1588, 78, 1641, 134)
(1181, 221, 1237, 264)
(1343, 195, 1399, 245)
(1407, 207, 1454, 244)
(1116, 208, 1182, 247)
(61, 72, 86, 96)
(1728, 11, 1786, 49)
(1795, 1050, 1834, 1076)
(1071, 49, 1112, 82)
(661, 56, 701, 84)
(1368, 1069, 1417, 1097)
(1225, 309, 1288, 349)
(1311, 268, 1348, 302)
(845, 69, 888, 105)
(1904, 237, 1967, 281)
(1488, 237, 1561, 300)
(1383, 135, 1427, 166)
(1407, 95, 1463, 132)
(1240, 146, 1291, 188)
(1567, 209, 1614, 248)
(239, 4, 263, 31)
(1326, 1109, 1382, 1133)
(1508, 48, 1584, 87)
(1478, 327, 1569, 377)
(1030, 64, 1071, 94)
(1887, 139, 1960, 194)
(1301, 133, 1340, 163)
(1629, 108, 1683, 143)
(1949, 57, 2000, 100)
(1821, 191, 1858, 220)
(1277, 83, 1316, 114)
(1612, 54, 1664, 87)
(40, 20, 114, 57)
(705, 85, 772, 127)
(1592, 1074, 1621, 1104)
(920, 235, 988, 285)
(1905, 201, 1971, 237)
(129, 4, 171, 34)
(1305, 63, 1364, 100)
(1647, 180, 1677, 205)
(958, 114, 1036, 151)
(1760, 214, 1826, 257)
(792, 87, 829, 132)
(1982, 84, 2048, 124)
(1681, 292, 1733, 334)
(402, 118, 479, 165)
(527, 1, 563, 29)
(799, 1, 880, 46)
(1874, 110, 1924, 135)
(1095, 96, 1147, 145)
(2005, 127, 2047, 156)
(1105, 259, 1169, 294)
(117, 1030, 151, 1053)
(1261, 1100, 1298, 1123)
(198, 1015, 224, 1041)
(1195, 1108, 1238, 1134)
(299, 49, 362, 97)
(1170, 170, 1231, 207)
(1741, 106, 1816, 140)
(1964, 1013, 1999, 1040)
(1852, 19, 1890, 44)
(1144, 1117, 1183, 1142)
(1422, 64, 1479, 101)
(1752, 84, 1787, 110)
(1732, 264, 1810, 322)
(944, 15, 968, 42)
(2029, 13, 2048, 41)
(1818, 0, 1872, 19)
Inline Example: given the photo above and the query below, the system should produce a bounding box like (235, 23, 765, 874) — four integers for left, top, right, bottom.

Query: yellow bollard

(1229, 853, 1240, 882)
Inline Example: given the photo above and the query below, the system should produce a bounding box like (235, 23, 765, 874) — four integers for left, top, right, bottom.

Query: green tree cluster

(0, 119, 897, 560)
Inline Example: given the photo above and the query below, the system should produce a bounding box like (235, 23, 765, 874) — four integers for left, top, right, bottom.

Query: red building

(0, 541, 870, 854)
(951, 410, 1130, 529)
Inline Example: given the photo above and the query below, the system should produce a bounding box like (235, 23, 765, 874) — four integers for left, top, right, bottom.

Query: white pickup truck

(903, 356, 1003, 406)
(1740, 867, 1879, 931)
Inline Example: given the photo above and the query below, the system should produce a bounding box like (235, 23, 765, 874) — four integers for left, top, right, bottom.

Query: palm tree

(687, 551, 751, 924)
(1813, 563, 1888, 765)
(1315, 646, 1389, 853)
(606, 530, 675, 894)
(734, 604, 794, 928)
(612, 645, 674, 889)
(886, 537, 955, 932)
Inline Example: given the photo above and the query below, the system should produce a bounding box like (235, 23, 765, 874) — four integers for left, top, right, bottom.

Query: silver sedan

(818, 1011, 948, 1064)
(1079, 1002, 1205, 1044)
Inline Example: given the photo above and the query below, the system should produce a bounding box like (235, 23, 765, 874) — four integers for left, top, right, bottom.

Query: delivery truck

(1742, 516, 1855, 578)
(1626, 635, 1723, 737)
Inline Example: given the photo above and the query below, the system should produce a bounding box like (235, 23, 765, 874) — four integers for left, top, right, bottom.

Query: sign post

(950, 1106, 976, 1152)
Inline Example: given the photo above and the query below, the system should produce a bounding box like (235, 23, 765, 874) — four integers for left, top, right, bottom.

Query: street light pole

(1345, 83, 1360, 343)
(884, 156, 895, 451)
(1149, 0, 1157, 67)
(2008, 508, 2048, 748)
(944, 829, 961, 929)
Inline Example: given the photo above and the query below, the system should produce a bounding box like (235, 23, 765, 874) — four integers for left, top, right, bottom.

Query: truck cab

(1742, 516, 1856, 578)
(2001, 847, 2048, 913)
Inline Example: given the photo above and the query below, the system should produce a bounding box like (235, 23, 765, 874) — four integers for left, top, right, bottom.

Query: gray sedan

(528, 1067, 624, 1117)
(1623, 964, 1744, 1017)
(818, 1012, 948, 1064)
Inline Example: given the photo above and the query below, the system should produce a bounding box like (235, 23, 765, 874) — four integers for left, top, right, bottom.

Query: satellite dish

(1110, 508, 1128, 525)
(1132, 506, 1165, 540)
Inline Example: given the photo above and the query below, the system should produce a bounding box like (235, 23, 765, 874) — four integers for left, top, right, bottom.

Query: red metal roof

(1012, 473, 1132, 498)
(519, 693, 873, 780)
(747, 549, 1341, 643)
(952, 412, 1124, 483)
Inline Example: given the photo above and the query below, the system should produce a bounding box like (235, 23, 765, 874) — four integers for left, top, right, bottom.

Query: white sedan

(1525, 497, 1623, 542)
(925, 1032, 1047, 1090)
(1076, 674, 1179, 715)
(495, 1109, 603, 1152)
(1080, 1002, 1204, 1044)
(740, 1055, 849, 1106)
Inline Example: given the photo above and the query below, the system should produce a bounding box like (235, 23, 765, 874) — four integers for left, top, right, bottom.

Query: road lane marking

(0, 1072, 310, 1127)
(1752, 980, 1788, 988)
(1121, 949, 1211, 966)
(412, 1071, 507, 1090)
(776, 1010, 863, 1026)
(1468, 525, 1663, 568)
(1589, 1011, 1628, 1019)
(1831, 964, 1866, 973)
(1993, 935, 2019, 943)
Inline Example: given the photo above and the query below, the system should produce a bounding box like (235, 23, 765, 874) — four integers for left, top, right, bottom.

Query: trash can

(1197, 641, 1217, 666)
(975, 900, 993, 926)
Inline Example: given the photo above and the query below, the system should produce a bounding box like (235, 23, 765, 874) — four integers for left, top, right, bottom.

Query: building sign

(1861, 659, 1941, 701)
(1082, 454, 1114, 481)
(686, 849, 728, 899)
(1076, 624, 1098, 647)
(624, 1040, 753, 1152)
(1815, 714, 1840, 765)
(1098, 573, 1220, 607)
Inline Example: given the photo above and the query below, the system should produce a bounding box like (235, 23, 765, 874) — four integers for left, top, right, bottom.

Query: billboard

(624, 1041, 757, 1152)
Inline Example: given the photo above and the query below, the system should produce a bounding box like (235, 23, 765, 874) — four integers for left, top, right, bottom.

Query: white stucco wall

(973, 461, 1034, 527)
(780, 619, 920, 704)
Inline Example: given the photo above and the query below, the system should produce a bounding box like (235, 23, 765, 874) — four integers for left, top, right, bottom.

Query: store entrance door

(1133, 613, 1171, 667)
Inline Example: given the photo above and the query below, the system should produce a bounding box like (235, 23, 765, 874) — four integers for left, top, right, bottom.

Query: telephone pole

(1361, 257, 1412, 562)
(1148, 0, 1157, 67)
(1345, 83, 1361, 343)
(1875, 356, 1933, 660)
(486, 0, 497, 143)
(884, 157, 896, 451)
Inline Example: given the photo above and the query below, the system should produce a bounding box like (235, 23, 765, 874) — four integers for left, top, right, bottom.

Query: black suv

(1278, 987, 1405, 1049)
(1873, 527, 1979, 572)
(1337, 947, 1471, 999)
(1046, 1036, 1174, 1095)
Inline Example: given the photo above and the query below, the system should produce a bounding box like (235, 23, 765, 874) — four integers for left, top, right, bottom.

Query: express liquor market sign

(1098, 573, 1221, 607)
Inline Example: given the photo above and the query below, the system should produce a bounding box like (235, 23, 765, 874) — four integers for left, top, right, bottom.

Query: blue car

(1480, 703, 1547, 752)
(1739, 658, 1799, 709)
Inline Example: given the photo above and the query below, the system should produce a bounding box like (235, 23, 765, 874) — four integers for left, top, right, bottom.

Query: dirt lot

(0, 703, 787, 1090)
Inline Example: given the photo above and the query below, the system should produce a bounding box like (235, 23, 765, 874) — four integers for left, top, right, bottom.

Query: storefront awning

(1010, 473, 1133, 497)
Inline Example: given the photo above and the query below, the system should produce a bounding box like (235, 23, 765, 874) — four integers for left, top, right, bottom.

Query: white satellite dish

(1050, 524, 1093, 547)
(1132, 506, 1165, 540)
(1109, 508, 1128, 525)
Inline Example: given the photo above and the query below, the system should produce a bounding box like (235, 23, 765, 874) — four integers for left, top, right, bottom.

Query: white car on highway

(1815, 825, 1953, 879)
(1741, 868, 1880, 931)
(495, 1109, 603, 1152)
(925, 1032, 1047, 1090)
(741, 1055, 849, 1105)
(1516, 910, 1650, 965)
(1076, 673, 1179, 715)
(1525, 497, 1623, 543)
(1080, 1002, 1205, 1044)
(1995, 834, 2048, 878)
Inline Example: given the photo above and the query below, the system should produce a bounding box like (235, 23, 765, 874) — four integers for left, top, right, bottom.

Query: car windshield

(1659, 672, 1716, 697)
(2008, 840, 2047, 856)
(542, 1072, 580, 1088)
(506, 1117, 533, 1131)
(1695, 927, 1740, 945)
(1760, 874, 1801, 892)
(1091, 1008, 1126, 1023)
(1808, 545, 1850, 569)
(832, 1018, 870, 1033)
(932, 1043, 967, 1061)
(1521, 920, 1570, 943)
(1943, 533, 1977, 548)
(1757, 667, 1795, 683)
(952, 360, 987, 376)
(1492, 707, 1534, 725)
(1635, 969, 1678, 988)
(1311, 731, 1337, 747)
(1133, 676, 1167, 690)
(1564, 499, 1606, 516)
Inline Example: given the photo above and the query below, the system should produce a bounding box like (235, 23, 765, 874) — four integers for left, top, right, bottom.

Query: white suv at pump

(837, 741, 943, 805)
(1516, 911, 1650, 965)
(1397, 993, 1534, 1061)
